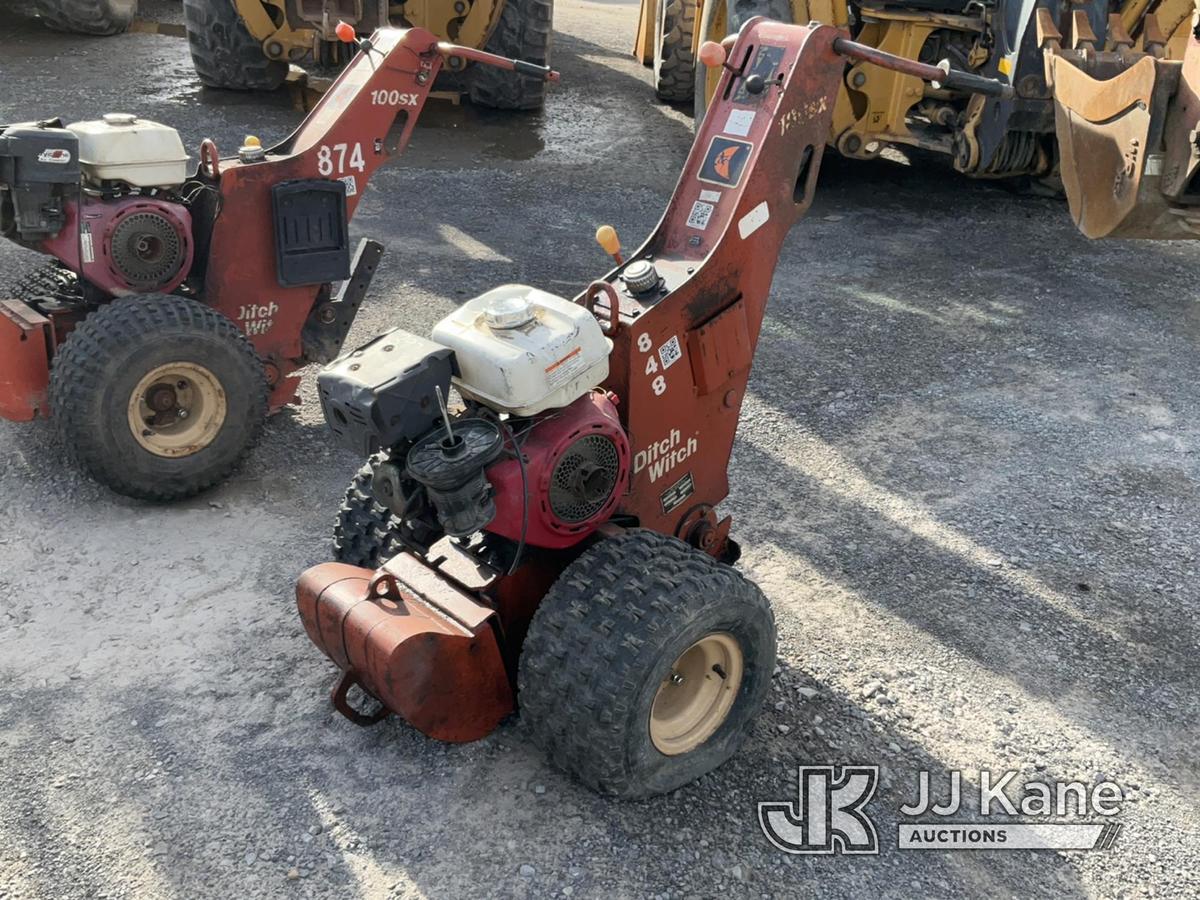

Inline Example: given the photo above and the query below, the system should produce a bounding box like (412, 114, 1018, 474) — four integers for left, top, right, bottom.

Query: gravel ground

(1, 2, 1198, 898)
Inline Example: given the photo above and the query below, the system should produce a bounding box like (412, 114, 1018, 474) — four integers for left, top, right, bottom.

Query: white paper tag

(699, 189, 722, 203)
(738, 201, 770, 239)
(339, 175, 358, 196)
(80, 225, 95, 264)
(723, 109, 755, 137)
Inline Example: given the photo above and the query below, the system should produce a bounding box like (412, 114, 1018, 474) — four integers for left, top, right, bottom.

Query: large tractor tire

(519, 529, 776, 798)
(653, 0, 696, 103)
(333, 461, 408, 568)
(183, 0, 288, 91)
(49, 295, 269, 501)
(468, 0, 554, 110)
(34, 0, 136, 35)
(694, 0, 793, 123)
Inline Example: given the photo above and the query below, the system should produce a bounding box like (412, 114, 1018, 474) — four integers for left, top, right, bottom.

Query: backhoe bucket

(1044, 20, 1200, 240)
(296, 554, 514, 742)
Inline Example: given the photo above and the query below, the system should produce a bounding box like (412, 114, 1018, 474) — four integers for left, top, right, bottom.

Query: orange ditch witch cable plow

(0, 26, 556, 500)
(295, 19, 1010, 797)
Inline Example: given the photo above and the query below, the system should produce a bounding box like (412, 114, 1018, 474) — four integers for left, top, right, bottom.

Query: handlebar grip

(513, 59, 555, 80)
(936, 64, 1015, 100)
(436, 42, 561, 81)
(833, 38, 1013, 101)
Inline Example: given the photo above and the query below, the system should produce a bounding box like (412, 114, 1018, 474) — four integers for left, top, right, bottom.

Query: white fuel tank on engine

(67, 113, 188, 188)
(432, 285, 612, 417)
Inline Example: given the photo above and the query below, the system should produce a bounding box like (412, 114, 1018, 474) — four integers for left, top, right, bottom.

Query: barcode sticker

(658, 335, 682, 370)
(687, 200, 715, 230)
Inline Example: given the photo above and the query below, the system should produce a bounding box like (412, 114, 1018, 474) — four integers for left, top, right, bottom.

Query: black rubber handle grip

(514, 59, 555, 79)
(938, 66, 1015, 100)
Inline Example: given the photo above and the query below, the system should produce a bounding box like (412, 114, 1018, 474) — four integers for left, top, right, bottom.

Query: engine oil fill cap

(102, 113, 138, 126)
(622, 259, 660, 294)
(484, 293, 535, 329)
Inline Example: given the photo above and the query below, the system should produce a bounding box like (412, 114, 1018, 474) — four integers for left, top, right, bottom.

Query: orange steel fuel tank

(296, 552, 514, 742)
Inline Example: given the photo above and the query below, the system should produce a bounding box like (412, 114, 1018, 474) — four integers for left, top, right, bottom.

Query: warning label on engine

(660, 471, 695, 515)
(80, 224, 94, 264)
(545, 345, 584, 388)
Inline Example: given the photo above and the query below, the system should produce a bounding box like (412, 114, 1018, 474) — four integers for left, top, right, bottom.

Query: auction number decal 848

(637, 332, 668, 396)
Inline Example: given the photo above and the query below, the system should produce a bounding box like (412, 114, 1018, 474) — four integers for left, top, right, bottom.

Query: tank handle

(199, 139, 221, 180)
(581, 281, 620, 336)
(329, 669, 390, 727)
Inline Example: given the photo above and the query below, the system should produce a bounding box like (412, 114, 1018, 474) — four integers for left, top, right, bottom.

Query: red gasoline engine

(298, 20, 1012, 797)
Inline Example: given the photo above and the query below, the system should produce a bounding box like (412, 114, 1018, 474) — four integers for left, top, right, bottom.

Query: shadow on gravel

(727, 415, 1197, 792)
(2, 667, 1093, 899)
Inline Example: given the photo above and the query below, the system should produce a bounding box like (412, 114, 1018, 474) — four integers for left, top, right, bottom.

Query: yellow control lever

(595, 225, 623, 264)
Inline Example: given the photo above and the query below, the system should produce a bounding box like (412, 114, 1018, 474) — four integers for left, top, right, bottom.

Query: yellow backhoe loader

(635, 0, 1200, 240)
(183, 0, 552, 109)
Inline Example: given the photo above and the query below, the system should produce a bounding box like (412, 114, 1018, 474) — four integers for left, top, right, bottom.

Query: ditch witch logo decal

(699, 137, 753, 188)
(759, 766, 1124, 854)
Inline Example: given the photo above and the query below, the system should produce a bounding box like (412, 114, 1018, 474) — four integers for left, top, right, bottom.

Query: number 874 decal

(637, 331, 684, 397)
(316, 142, 366, 177)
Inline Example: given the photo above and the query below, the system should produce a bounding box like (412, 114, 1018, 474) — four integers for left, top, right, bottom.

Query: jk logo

(758, 766, 880, 855)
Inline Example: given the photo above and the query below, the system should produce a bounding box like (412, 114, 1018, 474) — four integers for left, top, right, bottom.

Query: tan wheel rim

(126, 362, 226, 458)
(650, 632, 744, 756)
